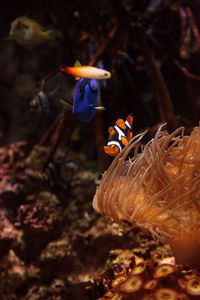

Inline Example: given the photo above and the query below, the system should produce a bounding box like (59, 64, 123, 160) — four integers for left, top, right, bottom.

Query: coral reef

(95, 247, 200, 299)
(0, 142, 103, 299)
(1, 137, 200, 298)
(0, 212, 19, 258)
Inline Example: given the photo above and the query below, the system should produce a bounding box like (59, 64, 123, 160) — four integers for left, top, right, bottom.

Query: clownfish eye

(104, 72, 108, 76)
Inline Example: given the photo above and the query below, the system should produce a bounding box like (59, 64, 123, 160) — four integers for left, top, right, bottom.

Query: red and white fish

(59, 60, 111, 80)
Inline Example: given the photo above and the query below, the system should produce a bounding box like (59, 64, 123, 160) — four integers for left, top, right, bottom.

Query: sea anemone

(93, 124, 200, 267)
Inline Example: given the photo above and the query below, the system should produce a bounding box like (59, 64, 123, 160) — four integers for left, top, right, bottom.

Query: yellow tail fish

(9, 16, 58, 47)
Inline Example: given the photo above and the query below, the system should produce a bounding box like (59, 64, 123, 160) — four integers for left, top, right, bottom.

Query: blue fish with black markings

(61, 78, 105, 122)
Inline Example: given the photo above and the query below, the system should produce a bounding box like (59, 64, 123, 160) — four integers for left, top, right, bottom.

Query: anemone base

(167, 230, 200, 268)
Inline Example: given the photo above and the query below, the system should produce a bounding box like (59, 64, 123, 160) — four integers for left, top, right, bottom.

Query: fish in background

(29, 79, 56, 114)
(103, 114, 134, 157)
(30, 91, 54, 114)
(61, 78, 105, 122)
(9, 16, 62, 47)
(42, 158, 70, 190)
(59, 60, 111, 80)
(29, 74, 68, 114)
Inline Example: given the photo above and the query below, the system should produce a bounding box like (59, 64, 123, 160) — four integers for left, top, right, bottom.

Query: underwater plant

(93, 124, 200, 268)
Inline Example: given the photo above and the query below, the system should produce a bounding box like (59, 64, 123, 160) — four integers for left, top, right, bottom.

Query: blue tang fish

(72, 78, 104, 122)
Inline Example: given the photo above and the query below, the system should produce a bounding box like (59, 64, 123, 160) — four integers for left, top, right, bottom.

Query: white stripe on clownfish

(125, 119, 131, 129)
(107, 140, 122, 152)
(114, 125, 126, 141)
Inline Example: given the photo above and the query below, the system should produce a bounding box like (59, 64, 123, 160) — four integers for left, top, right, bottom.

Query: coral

(0, 142, 27, 165)
(0, 142, 28, 197)
(0, 249, 27, 298)
(23, 279, 100, 300)
(16, 191, 63, 258)
(23, 279, 69, 300)
(17, 191, 62, 233)
(71, 170, 98, 203)
(95, 247, 200, 299)
(0, 141, 105, 298)
(39, 236, 75, 280)
(93, 124, 200, 267)
(0, 212, 19, 258)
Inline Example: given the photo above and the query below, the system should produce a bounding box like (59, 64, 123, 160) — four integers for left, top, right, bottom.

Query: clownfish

(103, 114, 134, 157)
(9, 16, 60, 47)
(61, 78, 105, 122)
(59, 60, 111, 80)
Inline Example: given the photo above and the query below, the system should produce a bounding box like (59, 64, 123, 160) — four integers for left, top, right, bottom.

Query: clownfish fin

(108, 126, 115, 136)
(115, 118, 126, 129)
(121, 136, 129, 146)
(102, 144, 120, 157)
(60, 99, 73, 109)
(126, 114, 134, 128)
(127, 130, 133, 140)
(164, 129, 169, 135)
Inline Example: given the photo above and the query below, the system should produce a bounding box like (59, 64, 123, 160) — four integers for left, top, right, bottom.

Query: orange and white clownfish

(103, 114, 134, 157)
(59, 60, 111, 80)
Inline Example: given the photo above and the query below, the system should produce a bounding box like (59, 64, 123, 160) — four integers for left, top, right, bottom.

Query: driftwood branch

(174, 59, 200, 82)
(88, 25, 118, 67)
(186, 6, 200, 51)
(137, 38, 176, 131)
